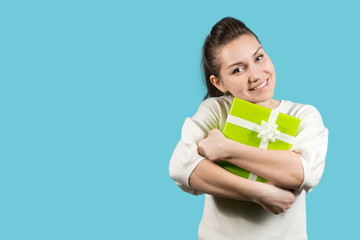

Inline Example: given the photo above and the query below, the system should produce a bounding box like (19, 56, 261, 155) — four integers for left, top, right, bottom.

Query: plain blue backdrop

(1, 0, 359, 239)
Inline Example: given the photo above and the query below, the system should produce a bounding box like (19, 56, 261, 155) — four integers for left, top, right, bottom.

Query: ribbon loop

(255, 120, 280, 143)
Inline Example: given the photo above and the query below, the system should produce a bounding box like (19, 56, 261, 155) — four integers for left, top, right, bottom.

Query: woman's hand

(254, 183, 296, 214)
(198, 129, 228, 161)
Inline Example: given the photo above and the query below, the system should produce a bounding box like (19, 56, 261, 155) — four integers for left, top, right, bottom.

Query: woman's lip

(250, 79, 269, 91)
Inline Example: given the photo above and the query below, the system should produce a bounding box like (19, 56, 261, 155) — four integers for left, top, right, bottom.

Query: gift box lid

(223, 97, 301, 150)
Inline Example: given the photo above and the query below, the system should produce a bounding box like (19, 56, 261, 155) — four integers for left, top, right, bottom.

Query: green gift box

(218, 97, 301, 183)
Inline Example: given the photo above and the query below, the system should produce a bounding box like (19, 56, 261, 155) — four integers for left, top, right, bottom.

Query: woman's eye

(233, 67, 244, 74)
(256, 54, 264, 61)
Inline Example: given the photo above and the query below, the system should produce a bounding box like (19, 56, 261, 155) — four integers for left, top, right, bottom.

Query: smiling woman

(210, 35, 277, 108)
(169, 17, 328, 240)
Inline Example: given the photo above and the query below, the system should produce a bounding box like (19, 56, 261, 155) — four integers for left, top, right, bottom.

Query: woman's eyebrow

(226, 47, 263, 70)
(253, 46, 263, 56)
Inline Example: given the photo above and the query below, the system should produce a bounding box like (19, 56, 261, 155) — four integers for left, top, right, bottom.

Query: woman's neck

(255, 98, 280, 109)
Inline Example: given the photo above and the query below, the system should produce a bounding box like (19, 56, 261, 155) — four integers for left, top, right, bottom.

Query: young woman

(169, 17, 328, 240)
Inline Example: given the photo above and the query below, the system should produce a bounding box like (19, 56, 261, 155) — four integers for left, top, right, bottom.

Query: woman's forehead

(219, 35, 262, 65)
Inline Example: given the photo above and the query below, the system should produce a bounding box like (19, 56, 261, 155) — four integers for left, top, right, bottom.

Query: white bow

(255, 120, 280, 143)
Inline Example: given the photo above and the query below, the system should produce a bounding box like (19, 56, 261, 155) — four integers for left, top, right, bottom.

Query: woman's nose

(248, 65, 262, 82)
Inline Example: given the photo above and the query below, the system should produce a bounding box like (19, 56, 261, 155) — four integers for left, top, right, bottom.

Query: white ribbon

(226, 112, 295, 148)
(226, 110, 296, 181)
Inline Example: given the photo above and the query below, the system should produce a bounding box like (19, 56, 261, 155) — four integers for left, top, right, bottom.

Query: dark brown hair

(202, 17, 260, 100)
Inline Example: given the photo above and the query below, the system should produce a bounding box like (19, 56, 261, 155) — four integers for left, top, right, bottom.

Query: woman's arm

(189, 159, 296, 214)
(170, 97, 297, 214)
(198, 129, 304, 189)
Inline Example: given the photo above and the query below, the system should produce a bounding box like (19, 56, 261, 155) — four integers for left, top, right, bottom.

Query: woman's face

(210, 34, 277, 107)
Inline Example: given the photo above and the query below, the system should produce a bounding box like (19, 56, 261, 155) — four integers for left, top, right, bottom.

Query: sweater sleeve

(290, 105, 329, 193)
(169, 98, 227, 195)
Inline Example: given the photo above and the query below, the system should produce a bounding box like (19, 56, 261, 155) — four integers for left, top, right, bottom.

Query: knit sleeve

(291, 105, 329, 193)
(169, 97, 227, 195)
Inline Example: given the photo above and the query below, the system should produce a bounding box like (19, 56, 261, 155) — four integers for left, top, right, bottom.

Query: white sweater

(169, 96, 328, 240)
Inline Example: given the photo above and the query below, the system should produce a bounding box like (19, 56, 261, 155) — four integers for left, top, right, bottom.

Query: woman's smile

(249, 78, 269, 91)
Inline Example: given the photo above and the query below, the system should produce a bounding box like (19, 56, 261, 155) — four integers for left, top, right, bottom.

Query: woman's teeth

(252, 80, 267, 90)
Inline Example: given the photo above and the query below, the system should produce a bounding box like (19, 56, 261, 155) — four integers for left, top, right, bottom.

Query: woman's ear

(210, 75, 227, 93)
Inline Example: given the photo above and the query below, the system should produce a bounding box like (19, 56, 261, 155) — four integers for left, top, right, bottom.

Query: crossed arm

(188, 128, 304, 214)
(197, 129, 304, 189)
(189, 159, 296, 214)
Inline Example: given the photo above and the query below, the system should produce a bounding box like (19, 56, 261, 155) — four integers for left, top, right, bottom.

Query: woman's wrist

(222, 138, 243, 160)
(221, 138, 232, 160)
(247, 181, 264, 203)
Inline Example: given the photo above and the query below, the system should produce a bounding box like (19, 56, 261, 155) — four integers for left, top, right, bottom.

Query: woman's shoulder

(281, 99, 318, 110)
(200, 95, 233, 110)
(191, 95, 233, 122)
(280, 100, 324, 123)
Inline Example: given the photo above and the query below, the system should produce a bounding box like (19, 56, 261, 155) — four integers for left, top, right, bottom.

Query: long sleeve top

(169, 95, 328, 240)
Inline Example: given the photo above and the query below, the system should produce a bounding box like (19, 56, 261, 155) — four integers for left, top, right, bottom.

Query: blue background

(1, 0, 358, 239)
